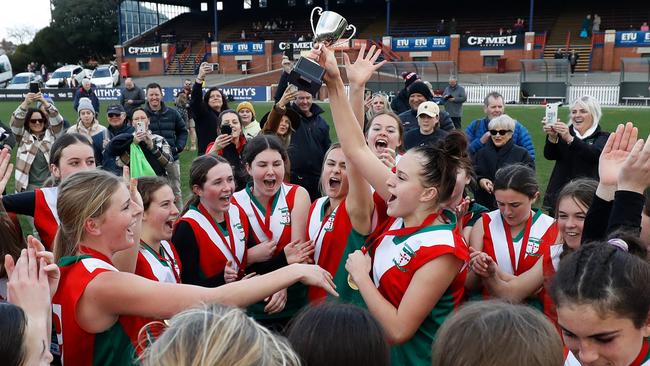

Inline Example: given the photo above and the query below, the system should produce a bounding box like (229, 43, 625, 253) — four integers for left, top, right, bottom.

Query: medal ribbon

(198, 203, 243, 272)
(502, 211, 533, 274)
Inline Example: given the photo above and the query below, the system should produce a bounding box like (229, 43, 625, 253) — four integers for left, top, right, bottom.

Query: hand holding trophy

(287, 7, 356, 96)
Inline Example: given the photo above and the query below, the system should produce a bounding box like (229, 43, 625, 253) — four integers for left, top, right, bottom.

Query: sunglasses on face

(107, 113, 121, 118)
(29, 118, 45, 124)
(489, 129, 511, 136)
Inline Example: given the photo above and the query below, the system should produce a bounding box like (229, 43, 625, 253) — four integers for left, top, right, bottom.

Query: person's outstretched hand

(343, 43, 386, 88)
(618, 132, 650, 194)
(598, 122, 637, 188)
(308, 44, 341, 86)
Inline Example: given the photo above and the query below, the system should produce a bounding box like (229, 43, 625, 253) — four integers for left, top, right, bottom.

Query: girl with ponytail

(314, 44, 469, 365)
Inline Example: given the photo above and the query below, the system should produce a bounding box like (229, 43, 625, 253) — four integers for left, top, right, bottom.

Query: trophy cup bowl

(288, 7, 356, 96)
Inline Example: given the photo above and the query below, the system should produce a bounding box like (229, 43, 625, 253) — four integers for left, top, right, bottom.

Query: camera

(220, 124, 232, 135)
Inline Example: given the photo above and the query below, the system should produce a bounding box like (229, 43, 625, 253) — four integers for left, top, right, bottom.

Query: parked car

(45, 64, 87, 88)
(0, 55, 13, 88)
(6, 72, 42, 89)
(90, 64, 120, 88)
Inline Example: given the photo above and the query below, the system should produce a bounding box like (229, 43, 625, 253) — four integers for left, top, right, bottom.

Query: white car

(45, 64, 86, 88)
(6, 72, 42, 89)
(90, 65, 120, 88)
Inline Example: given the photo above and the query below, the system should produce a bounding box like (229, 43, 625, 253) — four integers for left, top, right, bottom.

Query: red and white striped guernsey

(53, 247, 153, 365)
(370, 210, 468, 366)
(135, 240, 183, 284)
(306, 197, 353, 302)
(232, 182, 297, 253)
(564, 338, 650, 365)
(177, 203, 249, 278)
(482, 209, 558, 276)
(34, 187, 60, 250)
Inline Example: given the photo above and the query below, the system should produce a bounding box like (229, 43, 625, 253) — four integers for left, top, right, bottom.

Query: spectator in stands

(10, 93, 64, 193)
(397, 81, 454, 132)
(641, 22, 649, 31)
(554, 47, 565, 60)
(404, 101, 448, 150)
(101, 104, 134, 176)
(436, 19, 446, 35)
(72, 79, 100, 114)
(465, 91, 536, 160)
(473, 114, 534, 210)
(206, 31, 213, 43)
(67, 97, 107, 166)
(154, 30, 161, 44)
(513, 18, 525, 34)
(286, 90, 331, 201)
(109, 107, 172, 178)
(542, 95, 609, 215)
(119, 77, 145, 119)
(580, 14, 592, 38)
(241, 29, 246, 40)
(449, 18, 457, 35)
(236, 101, 260, 140)
(592, 14, 601, 33)
(192, 62, 230, 155)
(390, 71, 419, 114)
(443, 76, 467, 129)
(569, 49, 579, 74)
(145, 82, 187, 206)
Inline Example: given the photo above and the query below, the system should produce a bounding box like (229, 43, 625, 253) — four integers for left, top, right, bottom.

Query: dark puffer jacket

(144, 102, 187, 160)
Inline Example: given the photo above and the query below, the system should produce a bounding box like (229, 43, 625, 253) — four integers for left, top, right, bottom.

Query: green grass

(2, 100, 649, 211)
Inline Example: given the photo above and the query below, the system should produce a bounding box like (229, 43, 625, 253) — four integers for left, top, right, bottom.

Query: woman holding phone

(191, 62, 229, 155)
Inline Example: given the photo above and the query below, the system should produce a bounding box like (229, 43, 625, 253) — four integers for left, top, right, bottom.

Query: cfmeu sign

(124, 45, 162, 57)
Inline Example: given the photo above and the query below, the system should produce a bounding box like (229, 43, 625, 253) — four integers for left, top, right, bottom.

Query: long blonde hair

(52, 170, 123, 261)
(141, 303, 300, 366)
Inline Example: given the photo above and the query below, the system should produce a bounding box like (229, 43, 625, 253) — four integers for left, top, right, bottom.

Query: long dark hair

(0, 203, 23, 278)
(203, 87, 229, 112)
(0, 303, 27, 366)
(24, 107, 48, 134)
(181, 154, 231, 215)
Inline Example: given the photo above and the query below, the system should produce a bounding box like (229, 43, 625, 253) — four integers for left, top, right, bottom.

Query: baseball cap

(106, 104, 125, 114)
(417, 101, 440, 117)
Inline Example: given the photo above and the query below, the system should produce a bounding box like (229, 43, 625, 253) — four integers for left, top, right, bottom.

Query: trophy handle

(310, 7, 323, 38)
(337, 24, 357, 47)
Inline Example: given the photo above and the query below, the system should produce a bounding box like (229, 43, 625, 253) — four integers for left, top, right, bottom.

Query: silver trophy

(288, 7, 356, 96)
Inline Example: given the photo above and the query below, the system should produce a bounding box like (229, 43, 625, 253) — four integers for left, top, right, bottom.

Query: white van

(0, 55, 13, 88)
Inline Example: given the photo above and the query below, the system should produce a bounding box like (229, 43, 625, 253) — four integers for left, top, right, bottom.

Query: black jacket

(397, 108, 455, 133)
(72, 87, 100, 113)
(190, 81, 221, 155)
(543, 125, 609, 212)
(101, 122, 135, 176)
(144, 102, 187, 160)
(287, 102, 331, 200)
(473, 139, 535, 210)
(108, 133, 167, 177)
(390, 88, 410, 115)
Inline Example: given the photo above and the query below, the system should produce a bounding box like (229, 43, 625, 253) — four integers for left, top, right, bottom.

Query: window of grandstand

(138, 62, 150, 71)
(119, 1, 189, 43)
(201, 2, 208, 11)
(259, 0, 267, 7)
(412, 57, 429, 62)
(244, 0, 252, 9)
(483, 56, 500, 67)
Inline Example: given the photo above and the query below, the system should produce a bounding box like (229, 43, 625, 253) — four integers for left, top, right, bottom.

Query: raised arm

(314, 45, 393, 200)
(343, 44, 383, 234)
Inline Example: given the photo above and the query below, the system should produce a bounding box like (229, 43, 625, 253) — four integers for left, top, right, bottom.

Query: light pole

(214, 1, 223, 41)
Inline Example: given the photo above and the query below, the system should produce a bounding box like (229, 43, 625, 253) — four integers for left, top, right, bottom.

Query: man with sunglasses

(101, 104, 134, 176)
(465, 91, 535, 160)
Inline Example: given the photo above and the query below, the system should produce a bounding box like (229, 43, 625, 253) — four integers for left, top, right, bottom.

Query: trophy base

(288, 57, 325, 97)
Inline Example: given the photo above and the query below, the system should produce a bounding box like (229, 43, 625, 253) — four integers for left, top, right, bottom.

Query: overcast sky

(1, 0, 52, 43)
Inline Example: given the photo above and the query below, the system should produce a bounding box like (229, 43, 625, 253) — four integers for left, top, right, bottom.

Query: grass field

(2, 100, 649, 206)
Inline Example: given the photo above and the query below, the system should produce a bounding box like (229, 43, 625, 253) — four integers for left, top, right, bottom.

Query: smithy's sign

(124, 45, 162, 57)
(460, 34, 524, 49)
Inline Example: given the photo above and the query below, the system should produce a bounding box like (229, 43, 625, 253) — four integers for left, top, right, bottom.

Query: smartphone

(136, 121, 146, 133)
(364, 89, 373, 99)
(545, 102, 560, 124)
(209, 63, 219, 73)
(29, 81, 40, 93)
(287, 84, 298, 94)
(220, 124, 232, 135)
